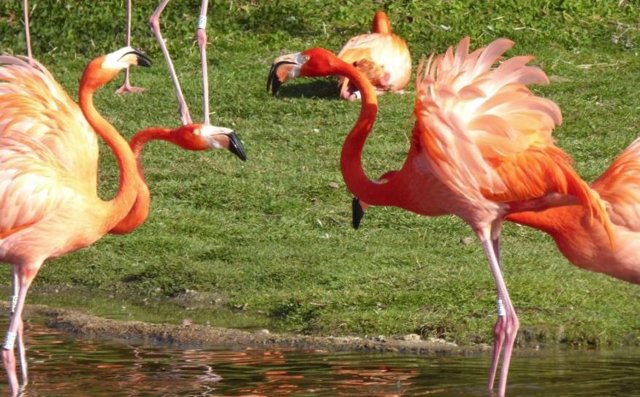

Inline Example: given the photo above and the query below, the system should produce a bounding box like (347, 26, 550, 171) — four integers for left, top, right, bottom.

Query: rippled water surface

(6, 318, 640, 396)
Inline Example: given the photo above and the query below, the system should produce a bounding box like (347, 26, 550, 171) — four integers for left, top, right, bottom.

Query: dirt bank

(18, 304, 489, 355)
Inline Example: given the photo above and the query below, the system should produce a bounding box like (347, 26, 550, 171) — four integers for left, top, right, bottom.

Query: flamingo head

(81, 46, 151, 91)
(267, 48, 340, 95)
(169, 124, 247, 161)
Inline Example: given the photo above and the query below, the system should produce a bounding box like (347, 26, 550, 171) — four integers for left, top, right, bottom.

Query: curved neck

(338, 62, 393, 206)
(78, 75, 139, 232)
(109, 128, 172, 234)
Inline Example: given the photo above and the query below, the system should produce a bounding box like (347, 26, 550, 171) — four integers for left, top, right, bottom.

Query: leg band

(10, 295, 17, 314)
(3, 331, 16, 350)
(197, 16, 207, 29)
(496, 299, 506, 317)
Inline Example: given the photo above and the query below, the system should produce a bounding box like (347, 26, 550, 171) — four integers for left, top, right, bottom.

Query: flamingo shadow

(272, 80, 339, 100)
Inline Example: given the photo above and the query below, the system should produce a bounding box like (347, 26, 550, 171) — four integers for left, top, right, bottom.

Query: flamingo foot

(115, 83, 145, 95)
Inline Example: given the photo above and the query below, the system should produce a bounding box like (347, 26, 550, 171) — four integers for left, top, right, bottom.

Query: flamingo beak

(227, 132, 247, 161)
(352, 197, 365, 230)
(267, 53, 307, 96)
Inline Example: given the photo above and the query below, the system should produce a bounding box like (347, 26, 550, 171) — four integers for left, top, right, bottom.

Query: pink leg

(10, 271, 27, 387)
(478, 227, 519, 397)
(149, 0, 192, 125)
(196, 0, 210, 125)
(116, 0, 145, 94)
(3, 266, 36, 397)
(23, 0, 33, 64)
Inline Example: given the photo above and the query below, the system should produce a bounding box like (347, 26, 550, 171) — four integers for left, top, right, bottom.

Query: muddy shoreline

(16, 303, 490, 355)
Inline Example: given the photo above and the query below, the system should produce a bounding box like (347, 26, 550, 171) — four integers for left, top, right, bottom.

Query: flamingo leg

(196, 0, 210, 125)
(3, 266, 36, 397)
(487, 236, 504, 388)
(9, 270, 28, 388)
(149, 0, 193, 125)
(116, 0, 145, 94)
(23, 0, 33, 64)
(478, 226, 519, 397)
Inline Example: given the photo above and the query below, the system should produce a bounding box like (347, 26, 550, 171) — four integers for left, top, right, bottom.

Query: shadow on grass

(271, 80, 339, 100)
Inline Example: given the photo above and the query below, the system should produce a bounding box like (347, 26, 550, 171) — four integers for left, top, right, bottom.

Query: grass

(0, 0, 639, 348)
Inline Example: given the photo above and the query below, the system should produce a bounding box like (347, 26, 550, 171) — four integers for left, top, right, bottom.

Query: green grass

(0, 0, 639, 348)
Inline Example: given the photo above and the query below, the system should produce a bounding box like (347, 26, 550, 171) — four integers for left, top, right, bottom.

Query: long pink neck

(109, 128, 173, 234)
(338, 61, 395, 206)
(78, 71, 139, 233)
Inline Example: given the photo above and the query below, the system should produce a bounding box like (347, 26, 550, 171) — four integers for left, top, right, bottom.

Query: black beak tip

(352, 197, 364, 230)
(267, 67, 282, 96)
(128, 49, 152, 67)
(228, 132, 247, 161)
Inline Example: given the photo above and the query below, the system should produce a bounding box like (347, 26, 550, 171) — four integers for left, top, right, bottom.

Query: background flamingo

(507, 137, 640, 284)
(268, 39, 613, 396)
(149, 0, 213, 125)
(22, 0, 143, 94)
(0, 47, 148, 396)
(268, 10, 411, 101)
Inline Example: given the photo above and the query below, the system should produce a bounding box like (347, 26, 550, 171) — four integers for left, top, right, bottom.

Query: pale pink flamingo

(0, 47, 148, 396)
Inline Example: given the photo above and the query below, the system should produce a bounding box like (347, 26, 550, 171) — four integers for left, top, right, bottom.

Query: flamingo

(0, 47, 149, 396)
(268, 10, 411, 101)
(507, 137, 640, 284)
(110, 124, 246, 235)
(21, 0, 143, 94)
(268, 38, 613, 396)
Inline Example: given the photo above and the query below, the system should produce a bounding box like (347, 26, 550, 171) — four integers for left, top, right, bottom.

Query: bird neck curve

(109, 127, 172, 234)
(78, 63, 139, 232)
(337, 60, 395, 206)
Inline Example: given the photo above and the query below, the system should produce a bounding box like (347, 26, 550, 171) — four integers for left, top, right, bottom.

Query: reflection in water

(5, 317, 640, 396)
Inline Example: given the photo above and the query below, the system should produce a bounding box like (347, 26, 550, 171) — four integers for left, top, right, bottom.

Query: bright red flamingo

(110, 124, 246, 234)
(0, 47, 149, 396)
(268, 10, 411, 101)
(507, 137, 640, 284)
(268, 38, 613, 396)
(22, 0, 143, 94)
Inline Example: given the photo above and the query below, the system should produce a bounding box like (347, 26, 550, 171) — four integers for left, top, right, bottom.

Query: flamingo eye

(193, 128, 202, 135)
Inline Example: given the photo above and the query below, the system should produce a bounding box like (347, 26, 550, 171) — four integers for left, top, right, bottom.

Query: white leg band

(496, 299, 506, 317)
(197, 16, 207, 30)
(3, 331, 16, 350)
(10, 295, 17, 313)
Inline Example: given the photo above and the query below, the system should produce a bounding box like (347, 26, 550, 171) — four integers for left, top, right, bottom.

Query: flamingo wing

(337, 33, 411, 97)
(413, 37, 610, 230)
(0, 135, 79, 236)
(591, 137, 640, 230)
(0, 56, 98, 187)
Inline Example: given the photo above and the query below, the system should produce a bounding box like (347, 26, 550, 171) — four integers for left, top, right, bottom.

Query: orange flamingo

(268, 11, 411, 101)
(0, 47, 149, 396)
(507, 137, 640, 284)
(22, 0, 143, 94)
(268, 38, 613, 396)
(110, 124, 246, 234)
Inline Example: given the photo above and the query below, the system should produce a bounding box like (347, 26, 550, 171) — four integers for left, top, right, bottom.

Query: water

(6, 318, 640, 396)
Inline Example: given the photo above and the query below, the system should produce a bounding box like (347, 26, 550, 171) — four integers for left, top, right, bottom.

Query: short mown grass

(0, 1, 639, 348)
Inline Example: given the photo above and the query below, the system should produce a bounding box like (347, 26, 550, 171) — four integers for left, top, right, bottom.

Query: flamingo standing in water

(507, 137, 640, 284)
(0, 46, 149, 396)
(268, 11, 411, 101)
(268, 38, 613, 396)
(22, 0, 143, 94)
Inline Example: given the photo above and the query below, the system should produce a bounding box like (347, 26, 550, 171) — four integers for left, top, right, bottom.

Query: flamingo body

(508, 137, 640, 284)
